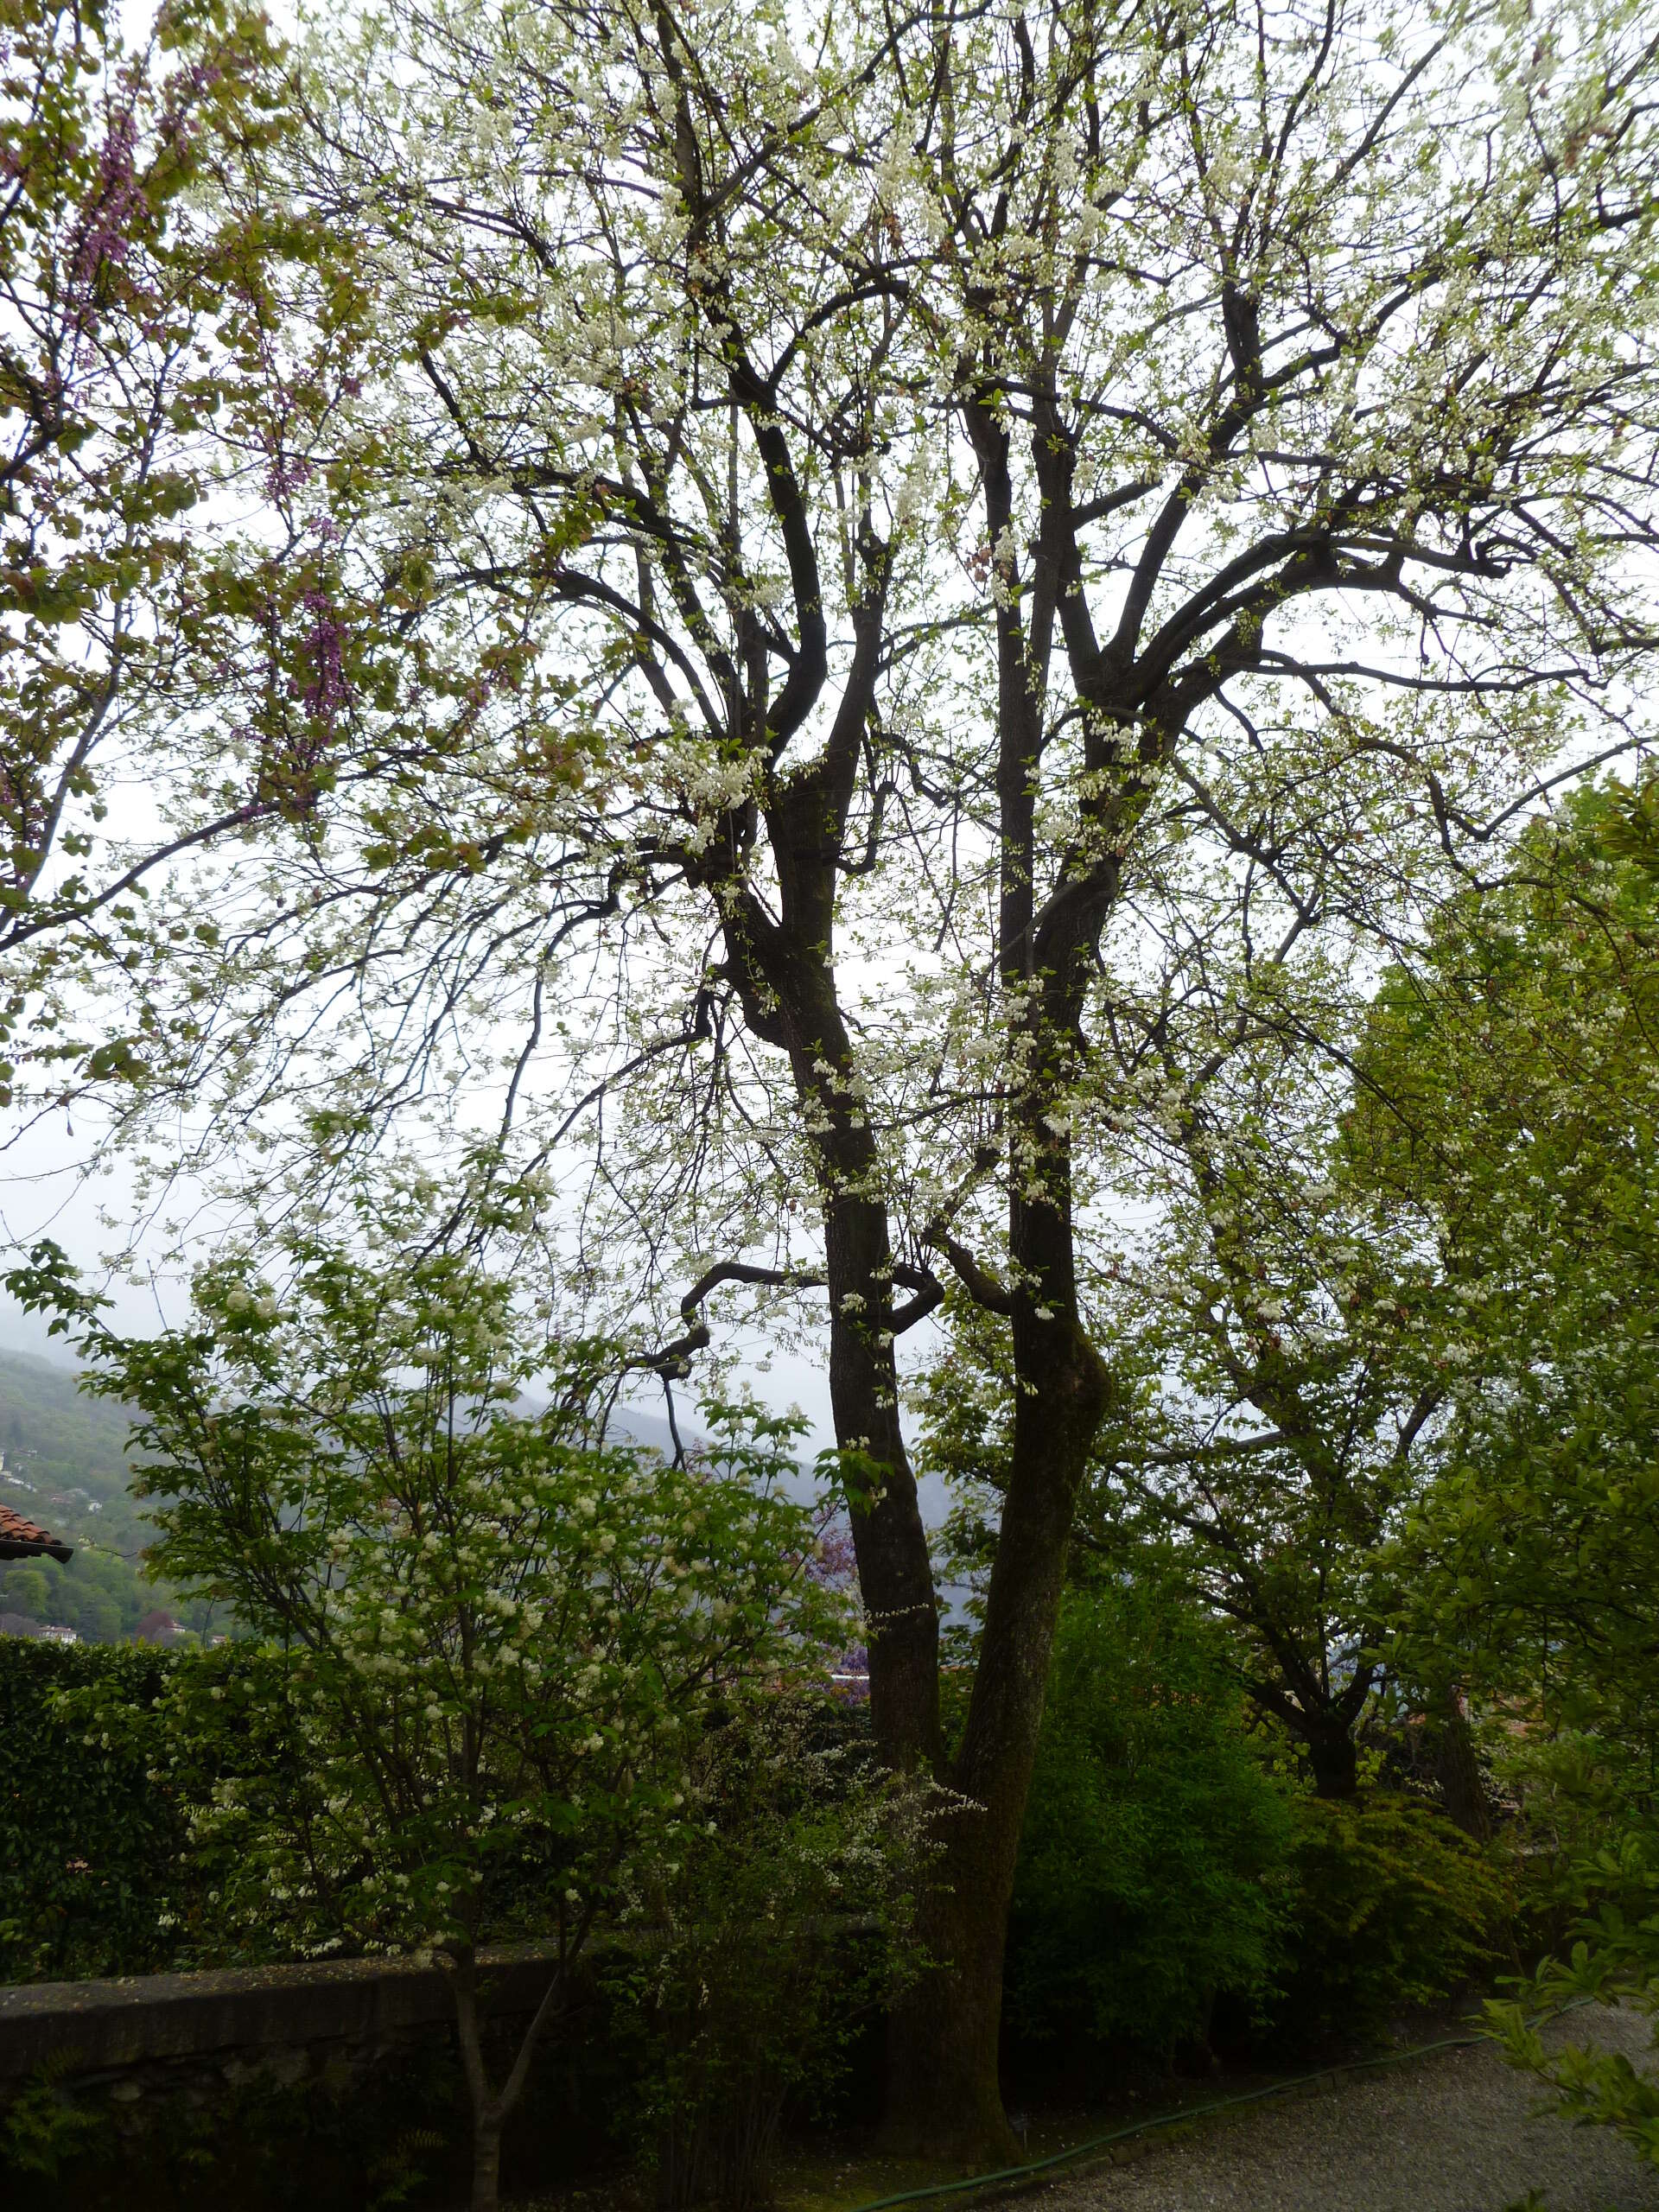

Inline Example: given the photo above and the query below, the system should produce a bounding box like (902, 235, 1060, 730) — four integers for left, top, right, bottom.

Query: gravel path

(1039, 2007, 1659, 2212)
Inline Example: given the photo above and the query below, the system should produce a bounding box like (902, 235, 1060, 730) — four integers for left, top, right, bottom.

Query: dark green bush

(1007, 1577, 1294, 2065)
(1, 1634, 626, 1982)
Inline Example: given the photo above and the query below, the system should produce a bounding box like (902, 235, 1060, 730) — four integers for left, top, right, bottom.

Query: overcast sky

(0, 1091, 970, 1524)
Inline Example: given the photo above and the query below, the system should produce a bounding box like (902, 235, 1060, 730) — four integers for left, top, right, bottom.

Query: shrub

(1007, 1578, 1293, 2067)
(1272, 1790, 1508, 2043)
(613, 1698, 931, 2210)
(1485, 1738, 1659, 2168)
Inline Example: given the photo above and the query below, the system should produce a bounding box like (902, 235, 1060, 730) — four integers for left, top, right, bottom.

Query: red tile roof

(0, 1504, 73, 1563)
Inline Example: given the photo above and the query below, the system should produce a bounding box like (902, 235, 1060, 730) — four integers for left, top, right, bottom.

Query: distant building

(36, 1623, 78, 1645)
(0, 1503, 72, 1563)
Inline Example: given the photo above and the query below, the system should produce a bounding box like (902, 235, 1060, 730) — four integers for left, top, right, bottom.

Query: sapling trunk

(447, 1943, 569, 2212)
(472, 2113, 505, 2212)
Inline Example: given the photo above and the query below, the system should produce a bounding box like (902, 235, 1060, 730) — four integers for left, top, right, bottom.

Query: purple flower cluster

(70, 94, 143, 308)
(296, 582, 351, 728)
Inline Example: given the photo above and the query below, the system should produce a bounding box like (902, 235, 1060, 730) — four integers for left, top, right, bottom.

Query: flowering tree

(0, 0, 316, 1098)
(8, 1185, 847, 2212)
(8, 0, 1659, 2152)
(0, 0, 570, 1141)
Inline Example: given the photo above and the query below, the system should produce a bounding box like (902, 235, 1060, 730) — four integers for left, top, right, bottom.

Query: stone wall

(0, 1946, 585, 2209)
(0, 1942, 562, 2091)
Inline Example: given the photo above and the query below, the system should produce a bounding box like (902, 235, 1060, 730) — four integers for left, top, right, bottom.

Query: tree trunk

(823, 1182, 943, 1771)
(1306, 1725, 1359, 1799)
(472, 2114, 504, 2212)
(717, 785, 945, 1777)
(445, 1942, 567, 2212)
(887, 1308, 1112, 2158)
(1428, 1688, 1491, 1840)
(885, 1829, 1016, 2162)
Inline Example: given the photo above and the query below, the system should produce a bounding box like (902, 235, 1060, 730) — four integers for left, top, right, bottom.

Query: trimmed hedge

(0, 1639, 189, 1983)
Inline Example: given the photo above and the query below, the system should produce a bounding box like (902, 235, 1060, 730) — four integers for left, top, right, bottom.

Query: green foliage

(0, 1347, 230, 1639)
(0, 1632, 355, 1981)
(9, 1177, 848, 1974)
(1, 2052, 111, 2178)
(1356, 791, 1659, 1745)
(1004, 1576, 1509, 2065)
(1480, 1737, 1659, 2170)
(1488, 1827, 1659, 2167)
(0, 1348, 135, 1502)
(1343, 792, 1659, 2135)
(365, 2124, 448, 2210)
(1007, 1576, 1293, 2062)
(1274, 1793, 1507, 2043)
(0, 1348, 169, 1638)
(0, 1637, 188, 1980)
(0, 1548, 152, 1644)
(614, 1699, 931, 2210)
(8, 1166, 865, 2209)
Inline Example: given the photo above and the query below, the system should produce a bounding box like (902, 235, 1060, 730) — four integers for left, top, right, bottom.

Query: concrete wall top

(0, 1942, 563, 2081)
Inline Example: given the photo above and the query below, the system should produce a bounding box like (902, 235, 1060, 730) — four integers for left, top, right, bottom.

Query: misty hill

(0, 1346, 138, 1504)
(0, 1346, 170, 1643)
(0, 1354, 737, 1642)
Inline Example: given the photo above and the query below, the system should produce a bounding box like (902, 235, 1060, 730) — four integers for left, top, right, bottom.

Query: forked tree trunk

(886, 1306, 1113, 2158)
(447, 1944, 567, 2212)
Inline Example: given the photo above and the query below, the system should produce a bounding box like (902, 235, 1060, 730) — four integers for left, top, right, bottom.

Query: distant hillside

(0, 1345, 137, 1503)
(0, 1348, 194, 1643)
(0, 1354, 801, 1643)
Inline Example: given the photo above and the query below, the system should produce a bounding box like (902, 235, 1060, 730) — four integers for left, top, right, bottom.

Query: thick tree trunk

(1306, 1724, 1360, 1799)
(1428, 1688, 1491, 1840)
(886, 1826, 1016, 2162)
(703, 503, 1101, 2150)
(887, 1305, 1112, 2158)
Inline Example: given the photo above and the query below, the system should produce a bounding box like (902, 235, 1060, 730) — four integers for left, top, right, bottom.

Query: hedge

(0, 1639, 189, 1983)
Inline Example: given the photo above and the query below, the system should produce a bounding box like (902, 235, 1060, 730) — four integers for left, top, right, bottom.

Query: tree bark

(472, 2115, 505, 2212)
(887, 1305, 1112, 2158)
(823, 1179, 944, 1770)
(1306, 1725, 1360, 1799)
(445, 1942, 567, 2212)
(1428, 1688, 1491, 1840)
